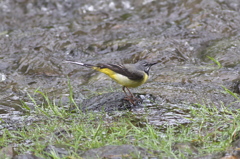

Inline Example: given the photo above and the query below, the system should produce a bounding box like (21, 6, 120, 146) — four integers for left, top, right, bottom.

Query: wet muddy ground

(1, 0, 240, 158)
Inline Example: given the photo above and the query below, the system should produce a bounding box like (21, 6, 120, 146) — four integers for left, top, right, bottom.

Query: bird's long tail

(64, 61, 94, 68)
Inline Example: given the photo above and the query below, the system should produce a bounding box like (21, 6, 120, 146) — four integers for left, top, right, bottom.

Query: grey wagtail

(65, 60, 157, 105)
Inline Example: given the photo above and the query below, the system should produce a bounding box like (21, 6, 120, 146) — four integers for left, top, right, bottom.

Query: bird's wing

(97, 63, 144, 81)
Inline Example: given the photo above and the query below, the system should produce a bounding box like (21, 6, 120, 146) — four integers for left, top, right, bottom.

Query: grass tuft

(207, 56, 222, 69)
(1, 85, 240, 158)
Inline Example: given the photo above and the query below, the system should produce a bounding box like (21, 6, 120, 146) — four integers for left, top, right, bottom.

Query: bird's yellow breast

(92, 67, 148, 88)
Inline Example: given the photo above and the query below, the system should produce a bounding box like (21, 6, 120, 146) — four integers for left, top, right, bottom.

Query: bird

(64, 60, 157, 105)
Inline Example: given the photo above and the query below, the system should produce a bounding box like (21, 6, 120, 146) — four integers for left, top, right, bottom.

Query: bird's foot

(124, 95, 141, 106)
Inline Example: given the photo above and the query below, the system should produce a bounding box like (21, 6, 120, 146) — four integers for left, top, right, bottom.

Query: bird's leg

(122, 86, 133, 98)
(122, 86, 137, 105)
(125, 87, 141, 101)
(125, 87, 134, 98)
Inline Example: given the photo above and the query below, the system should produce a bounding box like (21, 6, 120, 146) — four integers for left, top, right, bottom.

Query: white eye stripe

(143, 63, 148, 66)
